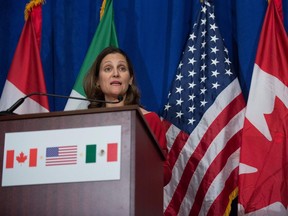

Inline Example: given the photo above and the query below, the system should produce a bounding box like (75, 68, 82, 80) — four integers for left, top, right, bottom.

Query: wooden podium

(0, 106, 165, 216)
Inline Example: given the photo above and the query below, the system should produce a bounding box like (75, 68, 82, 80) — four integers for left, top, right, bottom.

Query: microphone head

(117, 95, 124, 102)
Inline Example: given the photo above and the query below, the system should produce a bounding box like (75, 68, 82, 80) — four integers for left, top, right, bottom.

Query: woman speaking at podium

(83, 46, 172, 186)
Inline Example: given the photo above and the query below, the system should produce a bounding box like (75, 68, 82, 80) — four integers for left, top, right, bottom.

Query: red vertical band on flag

(107, 143, 118, 162)
(6, 150, 14, 169)
(29, 148, 37, 167)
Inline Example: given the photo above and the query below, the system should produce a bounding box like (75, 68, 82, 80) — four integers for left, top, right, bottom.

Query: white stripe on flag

(0, 80, 48, 114)
(64, 89, 89, 111)
(198, 149, 240, 215)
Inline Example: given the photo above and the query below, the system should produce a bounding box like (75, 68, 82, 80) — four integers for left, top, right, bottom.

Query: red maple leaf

(16, 152, 27, 164)
(240, 97, 288, 212)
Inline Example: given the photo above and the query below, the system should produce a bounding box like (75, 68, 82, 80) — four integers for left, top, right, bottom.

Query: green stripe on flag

(86, 144, 97, 163)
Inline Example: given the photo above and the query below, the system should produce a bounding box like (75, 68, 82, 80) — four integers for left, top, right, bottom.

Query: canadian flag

(5, 149, 38, 169)
(0, 1, 49, 114)
(238, 0, 288, 215)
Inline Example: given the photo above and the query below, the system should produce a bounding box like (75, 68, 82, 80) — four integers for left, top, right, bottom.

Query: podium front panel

(0, 107, 164, 216)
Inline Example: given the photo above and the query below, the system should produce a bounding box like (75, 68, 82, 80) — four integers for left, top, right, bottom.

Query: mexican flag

(64, 0, 118, 110)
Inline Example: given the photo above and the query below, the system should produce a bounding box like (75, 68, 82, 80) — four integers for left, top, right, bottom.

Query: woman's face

(97, 53, 133, 101)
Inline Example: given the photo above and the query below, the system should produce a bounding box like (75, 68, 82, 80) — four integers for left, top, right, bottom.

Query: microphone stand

(0, 92, 123, 116)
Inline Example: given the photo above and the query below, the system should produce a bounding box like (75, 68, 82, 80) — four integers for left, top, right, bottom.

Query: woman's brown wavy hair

(83, 46, 141, 108)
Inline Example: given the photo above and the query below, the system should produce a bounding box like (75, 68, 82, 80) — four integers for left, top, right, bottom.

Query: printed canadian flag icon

(5, 148, 38, 168)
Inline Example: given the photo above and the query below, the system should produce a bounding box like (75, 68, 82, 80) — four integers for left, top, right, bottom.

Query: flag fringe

(100, 0, 107, 19)
(24, 0, 45, 21)
(223, 187, 238, 216)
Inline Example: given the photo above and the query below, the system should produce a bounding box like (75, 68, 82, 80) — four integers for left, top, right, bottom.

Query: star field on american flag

(162, 2, 237, 134)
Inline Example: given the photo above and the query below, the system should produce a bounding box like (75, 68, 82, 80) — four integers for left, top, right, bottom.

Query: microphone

(0, 92, 124, 115)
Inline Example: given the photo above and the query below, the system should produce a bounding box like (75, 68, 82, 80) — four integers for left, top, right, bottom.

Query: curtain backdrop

(1, 0, 288, 113)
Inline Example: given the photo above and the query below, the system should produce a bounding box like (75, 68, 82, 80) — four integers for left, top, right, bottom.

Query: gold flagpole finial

(24, 0, 45, 21)
(100, 0, 107, 20)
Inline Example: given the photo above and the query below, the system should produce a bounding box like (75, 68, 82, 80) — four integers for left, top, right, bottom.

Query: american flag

(46, 145, 78, 166)
(161, 1, 246, 215)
